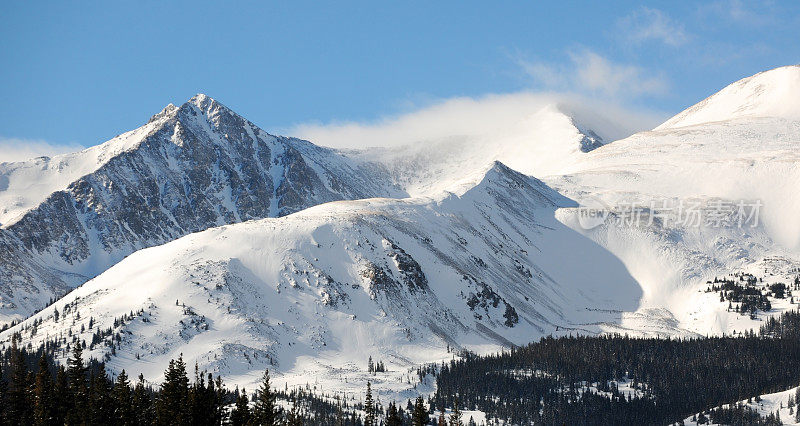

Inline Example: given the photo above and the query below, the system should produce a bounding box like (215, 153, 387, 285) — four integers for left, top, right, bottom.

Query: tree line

(0, 335, 368, 425)
(432, 310, 800, 424)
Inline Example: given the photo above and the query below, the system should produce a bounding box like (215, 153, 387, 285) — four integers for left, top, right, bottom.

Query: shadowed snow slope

(0, 162, 642, 390)
(546, 66, 800, 336)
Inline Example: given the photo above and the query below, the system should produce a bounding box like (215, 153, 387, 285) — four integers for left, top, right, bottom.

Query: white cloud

(0, 137, 84, 163)
(702, 0, 775, 27)
(287, 92, 666, 150)
(518, 50, 669, 99)
(618, 7, 689, 46)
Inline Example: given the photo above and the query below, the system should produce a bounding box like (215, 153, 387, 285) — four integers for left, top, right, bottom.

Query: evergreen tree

(230, 388, 251, 426)
(213, 375, 226, 425)
(156, 355, 190, 425)
(449, 397, 463, 426)
(112, 370, 134, 425)
(252, 369, 279, 425)
(89, 365, 113, 424)
(7, 338, 32, 424)
(52, 366, 69, 425)
(67, 342, 88, 424)
(796, 390, 800, 423)
(32, 353, 53, 426)
(413, 396, 430, 426)
(187, 366, 216, 425)
(132, 373, 153, 426)
(0, 368, 6, 426)
(364, 381, 376, 426)
(387, 401, 403, 426)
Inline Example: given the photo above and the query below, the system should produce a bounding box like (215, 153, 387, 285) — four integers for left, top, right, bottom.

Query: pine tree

(188, 365, 216, 425)
(52, 366, 69, 425)
(0, 368, 6, 426)
(387, 401, 403, 426)
(364, 381, 376, 426)
(89, 365, 113, 424)
(438, 408, 447, 426)
(412, 396, 430, 426)
(133, 373, 153, 426)
(112, 370, 134, 425)
(796, 389, 800, 423)
(156, 356, 190, 425)
(67, 342, 88, 424)
(7, 338, 32, 424)
(252, 369, 279, 425)
(212, 374, 227, 425)
(32, 353, 53, 426)
(449, 397, 463, 426)
(230, 388, 251, 426)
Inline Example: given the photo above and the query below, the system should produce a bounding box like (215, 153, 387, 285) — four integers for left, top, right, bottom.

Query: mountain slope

(657, 64, 800, 129)
(0, 162, 644, 393)
(546, 67, 800, 336)
(0, 94, 403, 323)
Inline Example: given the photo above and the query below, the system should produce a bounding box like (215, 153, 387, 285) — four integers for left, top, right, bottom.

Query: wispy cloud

(617, 7, 689, 47)
(518, 50, 669, 99)
(0, 137, 83, 163)
(701, 0, 777, 27)
(288, 92, 666, 150)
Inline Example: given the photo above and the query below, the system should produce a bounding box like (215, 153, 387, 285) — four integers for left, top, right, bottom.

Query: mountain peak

(184, 93, 231, 116)
(188, 92, 215, 108)
(147, 94, 229, 125)
(445, 160, 575, 210)
(657, 64, 800, 130)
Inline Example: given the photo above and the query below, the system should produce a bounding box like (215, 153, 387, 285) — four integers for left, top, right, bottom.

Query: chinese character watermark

(576, 198, 762, 230)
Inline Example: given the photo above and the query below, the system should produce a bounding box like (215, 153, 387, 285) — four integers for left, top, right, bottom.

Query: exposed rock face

(0, 95, 403, 322)
(578, 128, 604, 153)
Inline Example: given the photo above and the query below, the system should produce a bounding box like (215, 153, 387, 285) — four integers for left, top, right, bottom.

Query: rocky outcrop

(0, 95, 403, 322)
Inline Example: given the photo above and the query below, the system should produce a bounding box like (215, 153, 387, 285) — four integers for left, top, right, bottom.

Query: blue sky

(1, 1, 799, 158)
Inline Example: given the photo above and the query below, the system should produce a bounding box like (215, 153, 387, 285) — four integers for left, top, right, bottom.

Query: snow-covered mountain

(0, 92, 640, 325)
(2, 65, 800, 398)
(547, 65, 800, 336)
(0, 94, 403, 323)
(658, 64, 800, 129)
(1, 161, 643, 392)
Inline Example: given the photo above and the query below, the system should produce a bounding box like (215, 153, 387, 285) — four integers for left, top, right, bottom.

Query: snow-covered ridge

(0, 94, 230, 227)
(0, 94, 403, 323)
(657, 65, 800, 130)
(0, 110, 170, 227)
(0, 160, 643, 393)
